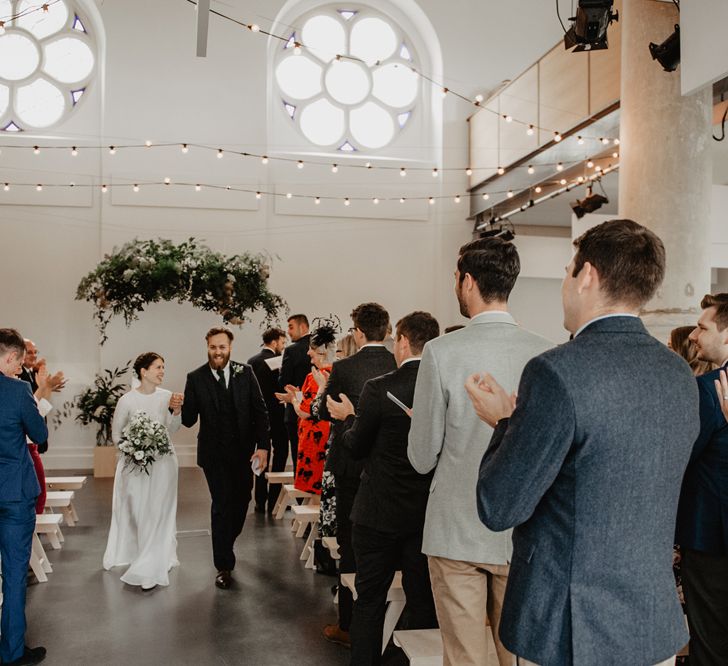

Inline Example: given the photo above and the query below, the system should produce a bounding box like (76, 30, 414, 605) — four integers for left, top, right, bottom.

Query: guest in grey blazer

(408, 237, 552, 666)
(467, 219, 700, 666)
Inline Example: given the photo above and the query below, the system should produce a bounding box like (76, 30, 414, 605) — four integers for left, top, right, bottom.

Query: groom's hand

(250, 448, 268, 473)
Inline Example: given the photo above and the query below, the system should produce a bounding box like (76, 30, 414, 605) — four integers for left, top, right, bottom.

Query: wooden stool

(29, 533, 53, 583)
(45, 476, 87, 491)
(274, 484, 314, 520)
(36, 513, 64, 550)
(322, 536, 340, 560)
(393, 629, 443, 666)
(341, 571, 406, 654)
(266, 471, 295, 516)
(45, 490, 78, 527)
(291, 505, 320, 567)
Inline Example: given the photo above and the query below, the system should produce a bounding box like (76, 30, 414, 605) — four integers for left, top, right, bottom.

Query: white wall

(0, 0, 565, 468)
(681, 0, 728, 96)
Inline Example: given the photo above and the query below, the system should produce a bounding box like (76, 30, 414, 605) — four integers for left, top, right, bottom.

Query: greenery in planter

(54, 363, 131, 446)
(76, 238, 286, 343)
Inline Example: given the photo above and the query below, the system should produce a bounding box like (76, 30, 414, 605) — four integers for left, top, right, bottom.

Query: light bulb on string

(181, 144, 189, 154)
(577, 136, 584, 145)
(109, 146, 116, 155)
(428, 197, 435, 205)
(497, 167, 505, 176)
(556, 162, 564, 172)
(133, 184, 139, 192)
(454, 195, 461, 203)
(587, 160, 594, 168)
(195, 184, 202, 191)
(475, 94, 484, 104)
(526, 125, 534, 136)
(145, 140, 152, 147)
(503, 115, 513, 123)
(314, 196, 320, 204)
(613, 138, 620, 146)
(507, 190, 514, 198)
(399, 197, 405, 203)
(2, 183, 7, 191)
(297, 160, 304, 169)
(101, 184, 108, 193)
(36, 184, 43, 191)
(365, 162, 372, 169)
(344, 198, 350, 206)
(612, 152, 618, 159)
(527, 165, 535, 175)
(0, 21, 5, 35)
(577, 176, 584, 183)
(71, 146, 78, 156)
(482, 193, 489, 201)
(33, 146, 40, 155)
(286, 192, 292, 199)
(249, 23, 260, 32)
(41, 3, 49, 12)
(293, 42, 302, 55)
(255, 191, 262, 199)
(535, 186, 542, 193)
(400, 168, 407, 177)
(261, 155, 268, 165)
(601, 137, 610, 145)
(440, 87, 448, 98)
(553, 132, 562, 142)
(217, 149, 224, 159)
(373, 197, 379, 204)
(331, 164, 338, 173)
(432, 168, 438, 177)
(560, 179, 567, 185)
(164, 177, 171, 184)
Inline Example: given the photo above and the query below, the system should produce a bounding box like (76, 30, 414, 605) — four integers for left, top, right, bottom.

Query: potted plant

(55, 362, 130, 477)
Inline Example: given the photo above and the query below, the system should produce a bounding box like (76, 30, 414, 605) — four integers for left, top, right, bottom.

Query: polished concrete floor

(26, 468, 361, 666)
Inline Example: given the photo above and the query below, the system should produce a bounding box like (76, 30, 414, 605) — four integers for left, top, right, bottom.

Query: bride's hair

(133, 352, 164, 380)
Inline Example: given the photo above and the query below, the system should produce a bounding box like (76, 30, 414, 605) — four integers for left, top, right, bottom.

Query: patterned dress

(294, 367, 332, 494)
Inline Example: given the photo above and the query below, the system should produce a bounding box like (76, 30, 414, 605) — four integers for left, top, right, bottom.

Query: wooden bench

(291, 504, 320, 567)
(393, 629, 443, 666)
(29, 532, 53, 583)
(266, 471, 295, 516)
(45, 476, 87, 491)
(274, 484, 315, 520)
(322, 536, 340, 560)
(341, 571, 406, 654)
(45, 490, 78, 527)
(36, 513, 64, 550)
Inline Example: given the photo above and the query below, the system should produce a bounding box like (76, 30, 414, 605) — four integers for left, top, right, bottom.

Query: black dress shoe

(254, 504, 266, 514)
(5, 645, 47, 666)
(215, 570, 232, 589)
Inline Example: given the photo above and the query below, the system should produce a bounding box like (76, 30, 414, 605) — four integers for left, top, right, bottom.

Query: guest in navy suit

(466, 220, 700, 666)
(0, 328, 48, 666)
(676, 293, 728, 665)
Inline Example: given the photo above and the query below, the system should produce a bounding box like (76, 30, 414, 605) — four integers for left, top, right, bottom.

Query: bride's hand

(169, 392, 184, 415)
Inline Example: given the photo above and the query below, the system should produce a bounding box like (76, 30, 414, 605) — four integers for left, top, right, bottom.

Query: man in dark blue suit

(676, 293, 728, 665)
(466, 220, 700, 666)
(0, 328, 48, 666)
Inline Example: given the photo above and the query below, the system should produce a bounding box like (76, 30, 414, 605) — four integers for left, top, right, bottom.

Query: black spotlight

(649, 24, 680, 72)
(570, 187, 608, 218)
(479, 220, 515, 241)
(564, 0, 619, 52)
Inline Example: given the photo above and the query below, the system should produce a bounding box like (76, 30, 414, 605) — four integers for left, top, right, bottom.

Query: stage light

(570, 186, 608, 218)
(564, 0, 618, 52)
(649, 24, 680, 72)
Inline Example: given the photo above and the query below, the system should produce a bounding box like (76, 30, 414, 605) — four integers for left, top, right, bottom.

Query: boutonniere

(231, 363, 246, 377)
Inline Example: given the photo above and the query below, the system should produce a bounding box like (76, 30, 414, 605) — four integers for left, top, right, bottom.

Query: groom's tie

(216, 369, 226, 390)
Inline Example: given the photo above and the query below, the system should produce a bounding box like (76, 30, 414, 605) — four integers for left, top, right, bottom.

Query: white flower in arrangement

(122, 269, 135, 281)
(231, 363, 246, 377)
(119, 410, 172, 474)
(134, 450, 145, 461)
(93, 406, 105, 418)
(226, 273, 236, 284)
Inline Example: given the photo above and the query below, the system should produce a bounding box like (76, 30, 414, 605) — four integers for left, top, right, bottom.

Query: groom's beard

(208, 351, 230, 369)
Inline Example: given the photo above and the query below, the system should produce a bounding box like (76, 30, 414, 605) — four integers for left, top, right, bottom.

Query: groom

(182, 327, 270, 589)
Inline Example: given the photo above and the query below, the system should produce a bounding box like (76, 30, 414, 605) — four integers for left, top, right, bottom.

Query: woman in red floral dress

(289, 322, 338, 494)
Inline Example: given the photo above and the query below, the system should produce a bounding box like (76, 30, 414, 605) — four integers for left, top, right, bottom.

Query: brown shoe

(322, 624, 350, 647)
(215, 570, 232, 589)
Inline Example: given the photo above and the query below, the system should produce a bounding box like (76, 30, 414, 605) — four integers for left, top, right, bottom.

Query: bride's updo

(133, 352, 164, 379)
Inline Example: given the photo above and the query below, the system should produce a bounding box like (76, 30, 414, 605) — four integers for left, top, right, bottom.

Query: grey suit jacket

(407, 311, 552, 563)
(478, 316, 700, 666)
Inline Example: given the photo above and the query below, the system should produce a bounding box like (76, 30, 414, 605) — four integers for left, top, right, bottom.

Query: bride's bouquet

(118, 410, 172, 474)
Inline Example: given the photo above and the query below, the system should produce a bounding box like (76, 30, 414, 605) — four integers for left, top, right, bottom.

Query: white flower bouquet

(118, 410, 172, 474)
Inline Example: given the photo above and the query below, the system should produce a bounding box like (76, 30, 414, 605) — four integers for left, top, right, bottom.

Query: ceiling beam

(196, 0, 210, 57)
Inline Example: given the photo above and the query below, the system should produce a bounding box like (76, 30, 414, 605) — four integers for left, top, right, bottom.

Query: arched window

(268, 1, 442, 163)
(0, 0, 97, 131)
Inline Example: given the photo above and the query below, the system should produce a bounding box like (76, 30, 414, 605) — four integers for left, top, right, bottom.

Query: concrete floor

(26, 468, 360, 666)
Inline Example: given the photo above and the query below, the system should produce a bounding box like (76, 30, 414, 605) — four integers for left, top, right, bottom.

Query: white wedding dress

(103, 388, 180, 587)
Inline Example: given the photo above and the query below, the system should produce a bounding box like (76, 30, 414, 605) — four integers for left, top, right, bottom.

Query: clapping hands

(326, 393, 354, 421)
(464, 373, 517, 427)
(275, 385, 298, 405)
(311, 367, 330, 390)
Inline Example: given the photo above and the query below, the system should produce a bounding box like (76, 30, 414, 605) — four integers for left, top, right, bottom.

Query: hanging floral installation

(76, 238, 286, 343)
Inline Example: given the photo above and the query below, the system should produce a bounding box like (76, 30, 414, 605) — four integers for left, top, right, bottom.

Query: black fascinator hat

(310, 315, 341, 347)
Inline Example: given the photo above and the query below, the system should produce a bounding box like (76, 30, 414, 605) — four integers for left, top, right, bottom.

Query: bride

(103, 352, 183, 590)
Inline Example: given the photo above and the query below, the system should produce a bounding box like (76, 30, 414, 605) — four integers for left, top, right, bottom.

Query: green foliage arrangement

(54, 363, 130, 446)
(76, 238, 286, 343)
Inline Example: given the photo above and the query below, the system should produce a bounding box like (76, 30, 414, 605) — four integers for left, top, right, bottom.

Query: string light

(133, 184, 139, 192)
(36, 184, 42, 191)
(373, 197, 379, 204)
(507, 190, 514, 198)
(293, 42, 302, 55)
(560, 178, 567, 185)
(286, 192, 292, 199)
(454, 195, 461, 203)
(428, 197, 435, 205)
(101, 184, 108, 193)
(164, 177, 171, 184)
(497, 167, 505, 176)
(432, 168, 438, 177)
(612, 151, 618, 158)
(556, 162, 564, 172)
(504, 115, 513, 123)
(255, 191, 262, 199)
(33, 146, 40, 155)
(527, 165, 535, 175)
(41, 3, 49, 12)
(344, 197, 350, 206)
(217, 149, 224, 159)
(2, 183, 8, 191)
(399, 197, 405, 203)
(181, 144, 189, 154)
(365, 162, 372, 169)
(535, 186, 542, 193)
(331, 164, 338, 173)
(526, 125, 534, 136)
(587, 160, 594, 168)
(109, 146, 116, 155)
(553, 132, 562, 142)
(475, 94, 484, 103)
(440, 87, 448, 98)
(195, 184, 202, 191)
(145, 140, 152, 147)
(314, 196, 320, 204)
(297, 160, 304, 169)
(577, 136, 584, 145)
(482, 193, 489, 200)
(465, 168, 473, 176)
(249, 23, 260, 32)
(71, 146, 78, 156)
(601, 137, 610, 145)
(613, 138, 620, 145)
(400, 168, 407, 177)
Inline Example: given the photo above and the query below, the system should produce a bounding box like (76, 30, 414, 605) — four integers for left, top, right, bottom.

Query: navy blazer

(0, 374, 46, 501)
(181, 361, 270, 468)
(347, 361, 433, 533)
(477, 317, 700, 666)
(675, 364, 728, 555)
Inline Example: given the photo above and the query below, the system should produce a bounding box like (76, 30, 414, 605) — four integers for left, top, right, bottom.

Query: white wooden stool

(291, 505, 320, 567)
(393, 629, 443, 666)
(266, 471, 295, 516)
(274, 484, 314, 520)
(341, 571, 406, 654)
(45, 490, 78, 527)
(35, 513, 64, 550)
(322, 536, 340, 560)
(29, 533, 53, 583)
(45, 476, 87, 492)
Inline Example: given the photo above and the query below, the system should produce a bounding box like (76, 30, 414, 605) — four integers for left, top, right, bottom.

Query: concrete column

(619, 0, 712, 341)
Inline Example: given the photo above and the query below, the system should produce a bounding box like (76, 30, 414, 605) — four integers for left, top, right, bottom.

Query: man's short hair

(0, 328, 25, 357)
(457, 237, 520, 303)
(351, 303, 390, 342)
(700, 293, 728, 331)
(262, 327, 286, 345)
(287, 314, 309, 328)
(396, 312, 440, 355)
(572, 219, 665, 308)
(205, 327, 234, 342)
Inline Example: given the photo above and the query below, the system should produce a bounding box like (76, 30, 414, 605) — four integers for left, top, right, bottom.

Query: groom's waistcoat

(215, 380, 241, 446)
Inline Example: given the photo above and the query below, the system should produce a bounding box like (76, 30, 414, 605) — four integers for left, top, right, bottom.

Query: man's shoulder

(0, 374, 30, 394)
(426, 324, 552, 355)
(188, 363, 211, 378)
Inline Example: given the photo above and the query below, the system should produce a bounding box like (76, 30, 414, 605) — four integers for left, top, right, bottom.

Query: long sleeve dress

(103, 388, 180, 588)
(294, 368, 332, 494)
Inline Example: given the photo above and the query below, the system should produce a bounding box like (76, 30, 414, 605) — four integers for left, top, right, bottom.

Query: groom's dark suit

(182, 361, 269, 572)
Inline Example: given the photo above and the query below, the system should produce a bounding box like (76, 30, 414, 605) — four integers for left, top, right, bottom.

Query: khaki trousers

(428, 555, 514, 666)
(518, 656, 676, 665)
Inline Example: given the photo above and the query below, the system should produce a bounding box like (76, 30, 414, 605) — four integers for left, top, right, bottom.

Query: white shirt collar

(573, 313, 640, 338)
(360, 343, 385, 349)
(399, 356, 420, 366)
